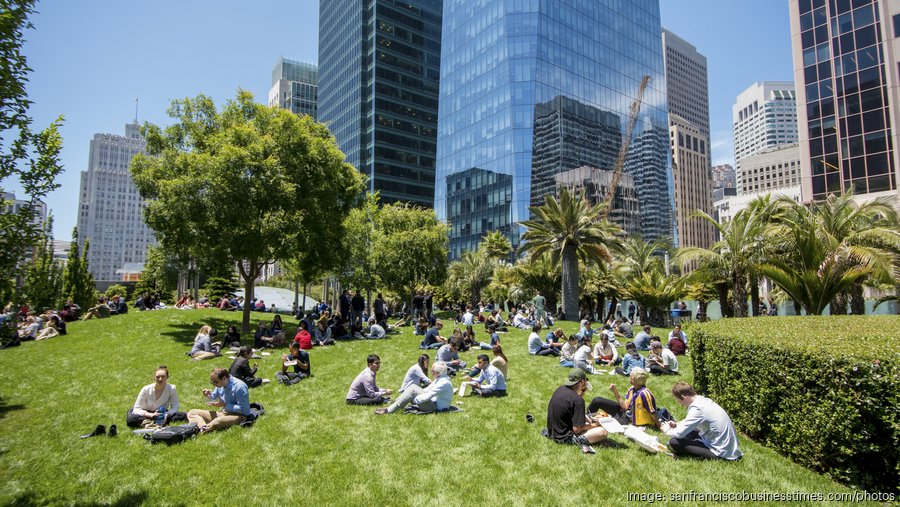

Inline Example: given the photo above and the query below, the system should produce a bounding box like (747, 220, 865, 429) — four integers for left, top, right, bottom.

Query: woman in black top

(228, 346, 264, 387)
(224, 325, 241, 348)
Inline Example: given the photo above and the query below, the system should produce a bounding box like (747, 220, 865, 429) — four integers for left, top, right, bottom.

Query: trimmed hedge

(690, 316, 900, 492)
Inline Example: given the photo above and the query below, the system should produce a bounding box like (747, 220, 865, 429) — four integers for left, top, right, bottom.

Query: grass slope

(0, 310, 873, 506)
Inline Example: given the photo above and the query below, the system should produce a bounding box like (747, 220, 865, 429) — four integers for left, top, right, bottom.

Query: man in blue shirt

(187, 367, 250, 434)
(466, 355, 507, 397)
(419, 320, 445, 349)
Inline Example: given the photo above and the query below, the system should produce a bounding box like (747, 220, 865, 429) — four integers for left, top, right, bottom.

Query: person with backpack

(187, 367, 250, 434)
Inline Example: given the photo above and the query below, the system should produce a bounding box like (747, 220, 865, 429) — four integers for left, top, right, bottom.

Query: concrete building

(436, 0, 674, 256)
(2, 191, 47, 226)
(268, 58, 318, 119)
(711, 163, 737, 190)
(76, 123, 155, 282)
(788, 0, 900, 206)
(732, 82, 799, 175)
(662, 28, 710, 137)
(737, 143, 802, 194)
(318, 0, 442, 208)
(669, 114, 715, 251)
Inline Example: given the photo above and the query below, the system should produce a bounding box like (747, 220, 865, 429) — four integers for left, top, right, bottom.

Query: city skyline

(15, 0, 796, 237)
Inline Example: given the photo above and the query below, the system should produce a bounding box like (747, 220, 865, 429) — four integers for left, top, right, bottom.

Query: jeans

(386, 385, 436, 414)
(668, 430, 720, 459)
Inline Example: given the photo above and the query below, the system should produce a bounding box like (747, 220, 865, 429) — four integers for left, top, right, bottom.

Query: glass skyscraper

(268, 58, 318, 119)
(789, 0, 899, 203)
(318, 0, 442, 207)
(435, 0, 674, 258)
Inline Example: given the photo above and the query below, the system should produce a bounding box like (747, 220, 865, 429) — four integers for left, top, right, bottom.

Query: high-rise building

(2, 191, 47, 227)
(711, 163, 737, 190)
(435, 0, 674, 258)
(732, 82, 799, 175)
(669, 114, 715, 251)
(318, 0, 442, 208)
(268, 58, 318, 119)
(76, 123, 155, 282)
(788, 0, 899, 205)
(662, 28, 710, 137)
(554, 166, 641, 235)
(736, 143, 802, 194)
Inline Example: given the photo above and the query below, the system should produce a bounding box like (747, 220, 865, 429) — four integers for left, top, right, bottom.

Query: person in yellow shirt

(587, 368, 660, 428)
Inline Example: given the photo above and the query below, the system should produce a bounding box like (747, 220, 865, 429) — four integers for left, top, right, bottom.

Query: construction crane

(601, 75, 650, 218)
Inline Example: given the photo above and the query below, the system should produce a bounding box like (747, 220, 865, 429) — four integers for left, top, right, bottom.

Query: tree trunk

(597, 294, 606, 323)
(303, 283, 308, 314)
(605, 295, 618, 322)
(830, 291, 849, 315)
(750, 274, 760, 317)
(560, 245, 579, 321)
(793, 300, 801, 316)
(732, 272, 748, 318)
(716, 283, 732, 318)
(238, 259, 259, 333)
(647, 305, 666, 327)
(294, 280, 299, 310)
(849, 283, 865, 315)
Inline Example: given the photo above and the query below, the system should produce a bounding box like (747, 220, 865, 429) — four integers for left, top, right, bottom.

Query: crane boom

(602, 75, 650, 217)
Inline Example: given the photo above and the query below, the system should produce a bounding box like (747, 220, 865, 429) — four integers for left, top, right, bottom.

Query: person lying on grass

(586, 367, 659, 428)
(187, 367, 250, 434)
(544, 368, 608, 452)
(463, 354, 507, 397)
(346, 354, 393, 405)
(375, 361, 453, 415)
(127, 365, 187, 428)
(661, 382, 743, 461)
(276, 341, 311, 385)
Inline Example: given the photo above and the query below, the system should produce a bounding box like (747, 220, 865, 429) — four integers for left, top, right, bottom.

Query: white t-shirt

(661, 348, 679, 372)
(574, 344, 592, 363)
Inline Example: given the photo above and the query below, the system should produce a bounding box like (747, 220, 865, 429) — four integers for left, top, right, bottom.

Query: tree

(62, 228, 95, 309)
(135, 244, 179, 299)
(371, 203, 449, 311)
(104, 284, 130, 302)
(447, 249, 496, 306)
(131, 91, 365, 331)
(511, 252, 562, 313)
(520, 187, 621, 321)
(336, 192, 380, 308)
(621, 271, 686, 327)
(21, 215, 63, 310)
(481, 230, 513, 261)
(1, 0, 64, 292)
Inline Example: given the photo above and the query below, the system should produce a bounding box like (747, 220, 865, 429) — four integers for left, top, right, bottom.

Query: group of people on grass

(0, 296, 130, 348)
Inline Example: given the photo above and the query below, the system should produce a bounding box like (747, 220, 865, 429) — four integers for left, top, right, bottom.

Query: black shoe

(80, 425, 106, 439)
(108, 425, 117, 437)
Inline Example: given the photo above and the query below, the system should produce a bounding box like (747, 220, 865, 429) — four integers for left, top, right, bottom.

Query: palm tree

(446, 249, 496, 306)
(481, 230, 514, 262)
(678, 196, 774, 318)
(621, 270, 686, 327)
(520, 188, 622, 321)
(511, 252, 562, 313)
(617, 235, 668, 279)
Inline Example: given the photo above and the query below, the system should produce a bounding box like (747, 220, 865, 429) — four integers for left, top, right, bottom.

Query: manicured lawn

(0, 309, 873, 506)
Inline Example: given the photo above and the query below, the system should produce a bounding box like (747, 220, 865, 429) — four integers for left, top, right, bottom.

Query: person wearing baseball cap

(543, 369, 608, 453)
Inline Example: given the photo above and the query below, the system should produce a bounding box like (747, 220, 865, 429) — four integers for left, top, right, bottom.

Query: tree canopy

(131, 90, 365, 331)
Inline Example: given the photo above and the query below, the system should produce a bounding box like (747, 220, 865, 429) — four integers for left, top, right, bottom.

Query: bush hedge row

(690, 316, 899, 493)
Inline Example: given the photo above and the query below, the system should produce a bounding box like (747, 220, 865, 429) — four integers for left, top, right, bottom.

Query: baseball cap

(564, 369, 587, 386)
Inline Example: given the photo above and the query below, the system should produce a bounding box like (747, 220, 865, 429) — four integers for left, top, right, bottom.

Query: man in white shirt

(462, 305, 475, 326)
(661, 382, 743, 460)
(375, 362, 454, 414)
(648, 341, 678, 375)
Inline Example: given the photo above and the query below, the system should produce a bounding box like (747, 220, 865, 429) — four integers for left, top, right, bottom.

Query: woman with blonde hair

(587, 368, 659, 428)
(188, 325, 220, 360)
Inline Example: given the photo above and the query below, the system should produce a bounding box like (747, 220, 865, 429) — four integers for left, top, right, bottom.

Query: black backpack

(144, 423, 200, 445)
(239, 403, 265, 427)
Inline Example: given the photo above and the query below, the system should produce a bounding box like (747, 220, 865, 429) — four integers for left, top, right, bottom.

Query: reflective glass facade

(268, 58, 318, 119)
(790, 0, 899, 201)
(435, 0, 674, 258)
(319, 0, 442, 207)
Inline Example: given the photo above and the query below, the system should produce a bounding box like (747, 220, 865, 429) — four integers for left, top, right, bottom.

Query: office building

(76, 123, 155, 282)
(711, 163, 737, 190)
(436, 0, 674, 257)
(788, 0, 900, 204)
(318, 0, 442, 207)
(669, 114, 715, 251)
(2, 191, 47, 226)
(732, 82, 799, 173)
(268, 58, 318, 119)
(554, 166, 641, 235)
(662, 28, 710, 137)
(737, 143, 802, 194)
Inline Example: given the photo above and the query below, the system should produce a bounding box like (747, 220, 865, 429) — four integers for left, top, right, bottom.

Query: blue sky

(17, 0, 794, 237)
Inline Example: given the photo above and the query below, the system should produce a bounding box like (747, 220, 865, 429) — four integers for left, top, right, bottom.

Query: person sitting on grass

(82, 297, 112, 321)
(464, 354, 507, 397)
(573, 335, 598, 374)
(661, 382, 743, 460)
(127, 365, 187, 428)
(314, 316, 335, 346)
(294, 320, 313, 350)
(633, 325, 653, 351)
(491, 345, 509, 380)
(229, 346, 268, 388)
(399, 354, 432, 393)
(363, 317, 386, 339)
(224, 325, 241, 348)
(18, 316, 41, 341)
(109, 295, 128, 315)
(587, 368, 659, 428)
(593, 333, 620, 367)
(375, 361, 453, 415)
(254, 320, 275, 349)
(544, 369, 608, 452)
(487, 324, 502, 348)
(647, 340, 679, 375)
(331, 315, 353, 340)
(276, 341, 310, 385)
(187, 367, 250, 434)
(528, 322, 560, 357)
(544, 328, 566, 352)
(413, 317, 429, 336)
(346, 354, 393, 405)
(419, 320, 445, 350)
(436, 338, 466, 374)
(575, 319, 596, 342)
(559, 334, 578, 368)
(269, 315, 285, 345)
(667, 324, 688, 355)
(189, 326, 221, 360)
(615, 342, 647, 376)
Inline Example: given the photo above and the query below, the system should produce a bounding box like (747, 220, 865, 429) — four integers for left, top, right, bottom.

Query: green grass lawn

(0, 309, 877, 506)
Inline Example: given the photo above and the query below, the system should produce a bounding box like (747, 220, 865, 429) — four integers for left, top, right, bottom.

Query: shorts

(541, 428, 589, 446)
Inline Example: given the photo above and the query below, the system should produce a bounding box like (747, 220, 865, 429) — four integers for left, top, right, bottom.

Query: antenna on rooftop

(134, 97, 139, 123)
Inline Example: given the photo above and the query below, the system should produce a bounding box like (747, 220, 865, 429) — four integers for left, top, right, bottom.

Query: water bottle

(156, 406, 166, 425)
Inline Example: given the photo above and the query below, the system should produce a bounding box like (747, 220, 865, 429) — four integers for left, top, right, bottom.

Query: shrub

(104, 284, 130, 302)
(690, 316, 900, 492)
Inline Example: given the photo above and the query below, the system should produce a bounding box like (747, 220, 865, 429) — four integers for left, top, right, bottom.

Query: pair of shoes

(374, 408, 388, 415)
(81, 424, 116, 438)
(261, 378, 271, 384)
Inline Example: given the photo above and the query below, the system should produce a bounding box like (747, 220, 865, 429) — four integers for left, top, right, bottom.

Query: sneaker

(374, 408, 388, 415)
(108, 425, 117, 437)
(581, 444, 596, 454)
(261, 378, 271, 384)
(80, 425, 106, 439)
